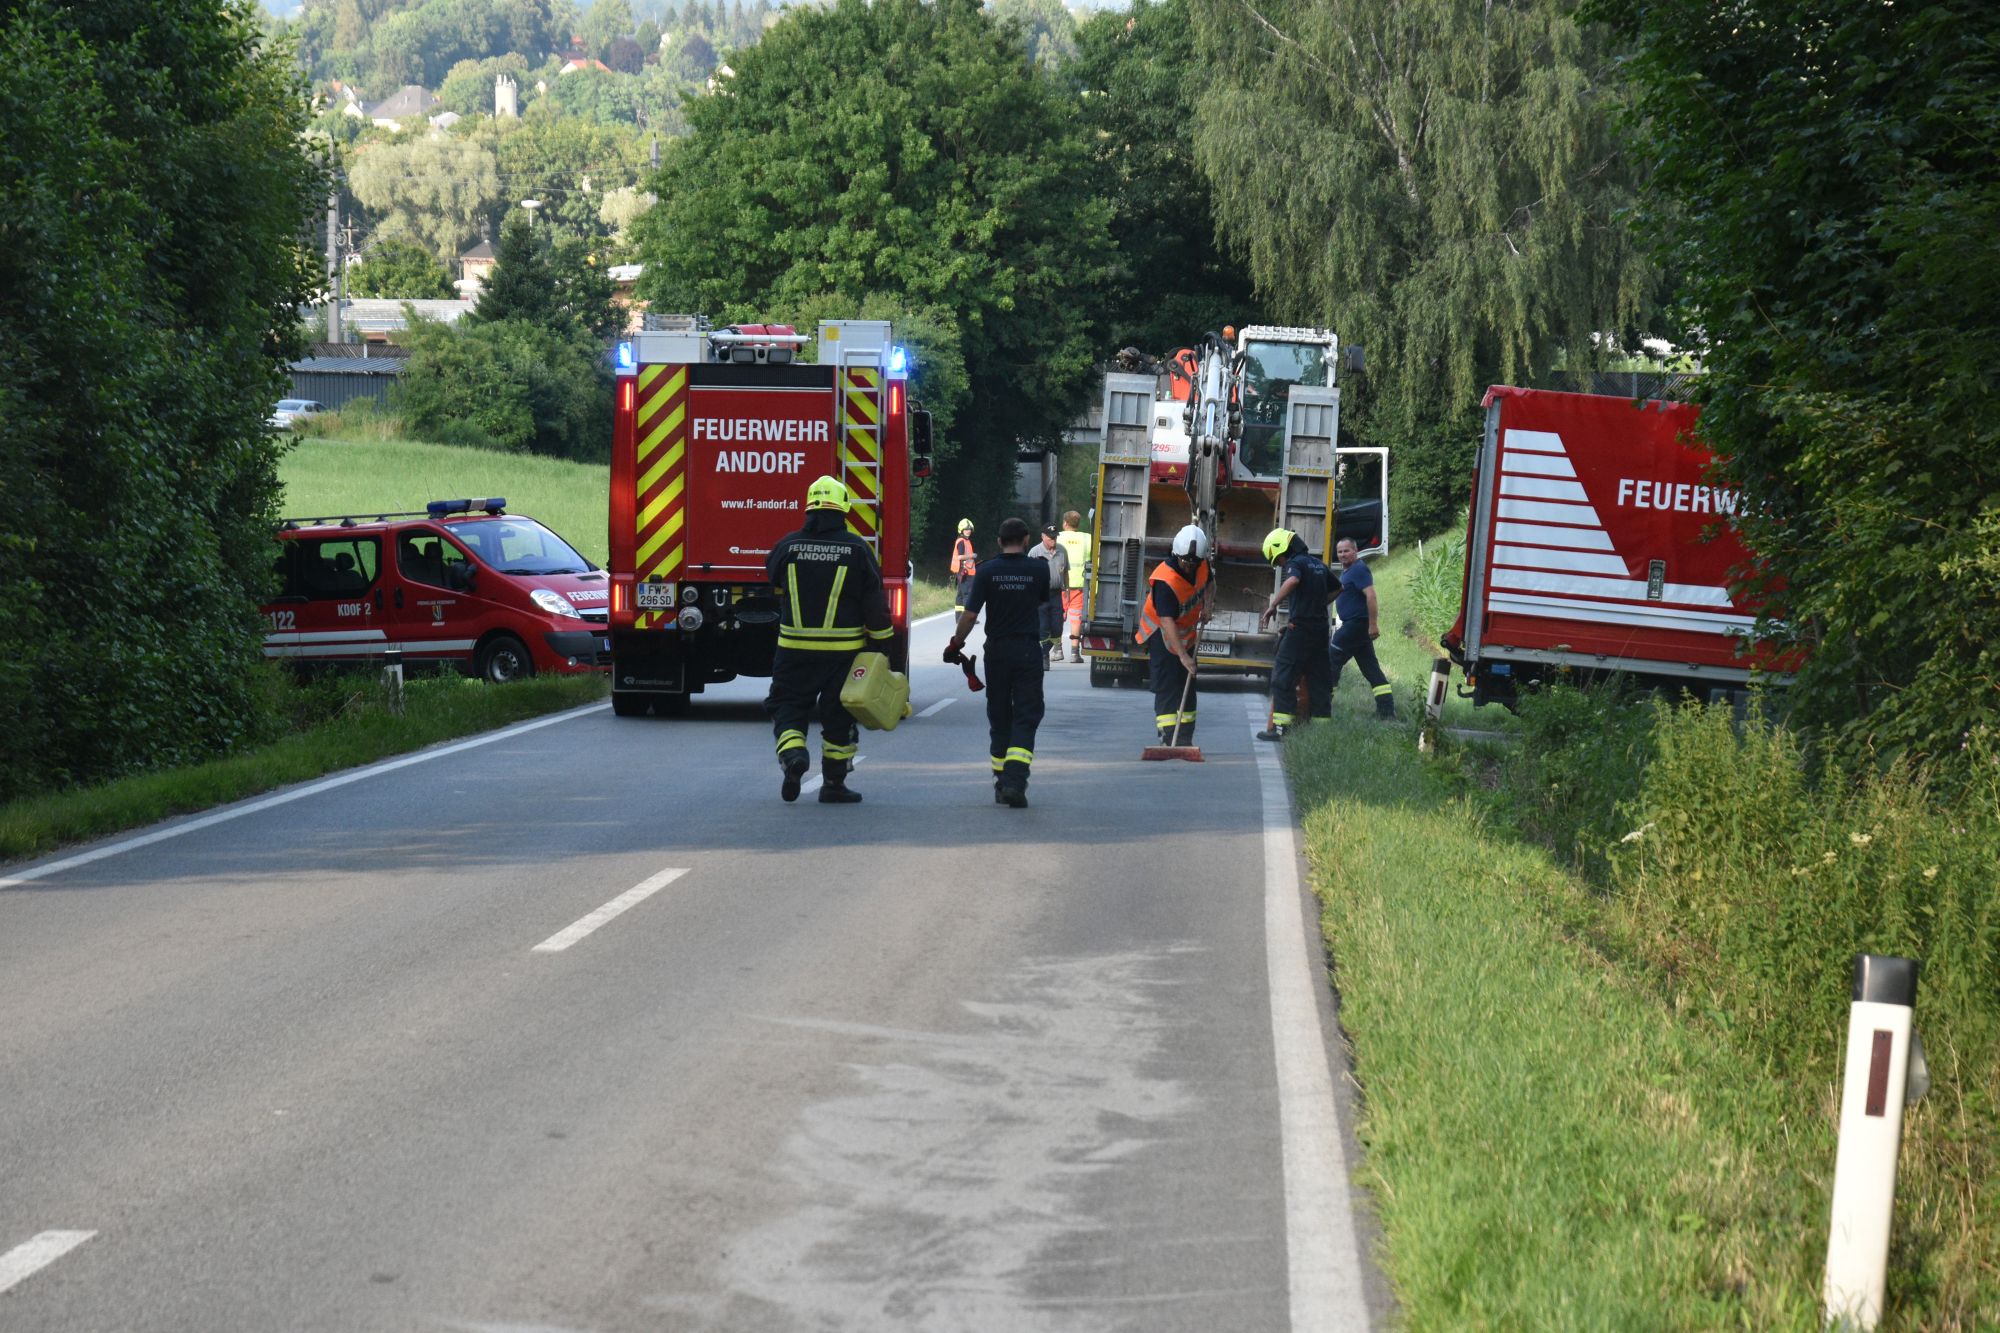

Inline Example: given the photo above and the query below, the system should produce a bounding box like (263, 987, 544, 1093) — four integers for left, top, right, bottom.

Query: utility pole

(325, 189, 342, 345)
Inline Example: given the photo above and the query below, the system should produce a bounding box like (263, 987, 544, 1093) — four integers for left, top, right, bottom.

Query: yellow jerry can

(839, 651, 910, 731)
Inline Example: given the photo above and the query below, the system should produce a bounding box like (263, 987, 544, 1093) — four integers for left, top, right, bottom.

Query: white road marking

(0, 1230, 96, 1295)
(532, 867, 689, 953)
(799, 754, 864, 797)
(0, 703, 611, 889)
(915, 697, 955, 719)
(1246, 697, 1372, 1331)
(911, 610, 956, 629)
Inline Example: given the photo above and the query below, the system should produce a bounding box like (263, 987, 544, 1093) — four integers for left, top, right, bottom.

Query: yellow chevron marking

(637, 405, 684, 465)
(639, 365, 665, 390)
(638, 437, 684, 498)
(636, 502, 686, 568)
(638, 473, 684, 532)
(844, 393, 880, 427)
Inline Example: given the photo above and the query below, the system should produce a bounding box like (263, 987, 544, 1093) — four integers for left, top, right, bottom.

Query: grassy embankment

(2, 433, 955, 860)
(1289, 540, 1997, 1328)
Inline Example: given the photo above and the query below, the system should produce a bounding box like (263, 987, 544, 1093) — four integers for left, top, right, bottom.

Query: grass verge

(910, 575, 956, 621)
(0, 673, 606, 864)
(1290, 546, 1995, 1327)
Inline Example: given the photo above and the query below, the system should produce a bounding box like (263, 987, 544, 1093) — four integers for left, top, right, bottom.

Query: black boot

(1375, 692, 1398, 722)
(1256, 723, 1288, 742)
(779, 750, 809, 803)
(997, 783, 1028, 808)
(819, 781, 862, 804)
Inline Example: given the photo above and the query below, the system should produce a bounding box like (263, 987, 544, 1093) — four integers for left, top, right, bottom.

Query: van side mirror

(1343, 345, 1365, 375)
(910, 407, 934, 459)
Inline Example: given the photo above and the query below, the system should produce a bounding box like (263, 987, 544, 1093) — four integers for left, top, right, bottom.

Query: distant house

(608, 263, 646, 333)
(456, 239, 497, 301)
(338, 298, 476, 342)
(428, 110, 461, 131)
(364, 85, 439, 132)
(560, 57, 613, 75)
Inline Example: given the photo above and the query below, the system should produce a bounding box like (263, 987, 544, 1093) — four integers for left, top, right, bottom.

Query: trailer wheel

(1088, 659, 1117, 689)
(475, 634, 534, 684)
(611, 693, 650, 718)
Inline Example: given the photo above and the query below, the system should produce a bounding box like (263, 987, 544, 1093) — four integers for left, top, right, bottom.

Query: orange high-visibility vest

(952, 535, 976, 577)
(1135, 560, 1211, 644)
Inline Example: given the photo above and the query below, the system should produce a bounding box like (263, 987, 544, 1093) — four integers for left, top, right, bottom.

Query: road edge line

(0, 1230, 97, 1296)
(0, 703, 611, 887)
(1248, 698, 1371, 1331)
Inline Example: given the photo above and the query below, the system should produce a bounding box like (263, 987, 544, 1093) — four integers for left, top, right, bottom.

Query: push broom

(1140, 667, 1203, 762)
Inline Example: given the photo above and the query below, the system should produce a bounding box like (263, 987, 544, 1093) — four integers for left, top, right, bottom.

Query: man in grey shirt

(1028, 524, 1068, 667)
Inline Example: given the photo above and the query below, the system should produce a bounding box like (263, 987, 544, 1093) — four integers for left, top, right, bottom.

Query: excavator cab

(1237, 333, 1335, 480)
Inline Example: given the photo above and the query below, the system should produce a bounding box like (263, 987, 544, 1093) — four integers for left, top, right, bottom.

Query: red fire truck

(1441, 386, 1791, 710)
(606, 318, 931, 716)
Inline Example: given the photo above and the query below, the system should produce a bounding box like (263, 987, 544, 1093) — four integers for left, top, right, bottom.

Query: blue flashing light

(615, 340, 636, 373)
(887, 345, 910, 378)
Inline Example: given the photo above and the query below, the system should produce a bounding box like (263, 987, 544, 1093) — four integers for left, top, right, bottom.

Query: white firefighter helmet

(1171, 524, 1209, 561)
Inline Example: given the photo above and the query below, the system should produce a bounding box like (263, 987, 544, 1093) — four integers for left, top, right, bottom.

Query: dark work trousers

(1328, 620, 1393, 711)
(984, 637, 1046, 789)
(1270, 620, 1333, 725)
(1147, 633, 1196, 741)
(765, 648, 860, 782)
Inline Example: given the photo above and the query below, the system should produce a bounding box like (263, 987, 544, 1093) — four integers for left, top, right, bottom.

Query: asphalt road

(0, 613, 1389, 1332)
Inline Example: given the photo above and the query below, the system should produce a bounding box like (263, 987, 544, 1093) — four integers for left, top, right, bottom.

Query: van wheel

(656, 691, 692, 717)
(611, 693, 650, 717)
(476, 635, 534, 684)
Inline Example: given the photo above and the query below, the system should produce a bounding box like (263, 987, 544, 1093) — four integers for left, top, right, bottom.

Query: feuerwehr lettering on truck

(684, 386, 839, 575)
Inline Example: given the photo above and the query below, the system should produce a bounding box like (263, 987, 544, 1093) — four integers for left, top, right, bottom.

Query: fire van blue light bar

(615, 341, 636, 373)
(887, 345, 910, 378)
(428, 497, 506, 517)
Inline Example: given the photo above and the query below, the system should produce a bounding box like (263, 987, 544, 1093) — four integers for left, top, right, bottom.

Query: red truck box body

(1446, 386, 1785, 705)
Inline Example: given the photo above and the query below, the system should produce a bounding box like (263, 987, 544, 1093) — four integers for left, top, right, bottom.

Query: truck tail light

(621, 380, 634, 414)
(888, 582, 907, 627)
(612, 573, 635, 627)
(889, 382, 903, 419)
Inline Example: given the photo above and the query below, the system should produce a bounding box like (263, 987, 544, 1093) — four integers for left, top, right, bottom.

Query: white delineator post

(1823, 953, 1920, 1330)
(1417, 657, 1450, 753)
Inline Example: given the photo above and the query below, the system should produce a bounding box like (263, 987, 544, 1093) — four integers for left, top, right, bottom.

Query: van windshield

(451, 519, 592, 575)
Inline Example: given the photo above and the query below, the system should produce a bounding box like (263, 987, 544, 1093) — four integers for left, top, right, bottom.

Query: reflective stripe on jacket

(1134, 560, 1211, 645)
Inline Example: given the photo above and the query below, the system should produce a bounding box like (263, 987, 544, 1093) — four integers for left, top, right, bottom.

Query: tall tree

(348, 131, 500, 262)
(1070, 0, 1256, 354)
(0, 0, 324, 799)
(1594, 0, 2000, 766)
(1190, 0, 1658, 535)
(634, 0, 1113, 556)
(348, 234, 454, 297)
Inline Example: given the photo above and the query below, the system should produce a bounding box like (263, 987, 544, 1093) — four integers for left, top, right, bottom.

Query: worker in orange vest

(1133, 524, 1212, 746)
(950, 518, 977, 612)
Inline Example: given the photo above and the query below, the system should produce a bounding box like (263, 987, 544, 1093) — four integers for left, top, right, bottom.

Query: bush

(1489, 692, 2000, 1317)
(1406, 526, 1465, 648)
(392, 315, 611, 461)
(0, 1, 324, 803)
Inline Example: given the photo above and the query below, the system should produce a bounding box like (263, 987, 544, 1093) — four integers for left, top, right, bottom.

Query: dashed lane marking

(1246, 697, 1372, 1331)
(531, 867, 689, 953)
(915, 698, 956, 719)
(0, 704, 610, 889)
(0, 1230, 96, 1296)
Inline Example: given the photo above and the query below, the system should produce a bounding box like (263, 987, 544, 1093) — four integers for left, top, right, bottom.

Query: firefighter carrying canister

(765, 476, 894, 804)
(1134, 525, 1213, 746)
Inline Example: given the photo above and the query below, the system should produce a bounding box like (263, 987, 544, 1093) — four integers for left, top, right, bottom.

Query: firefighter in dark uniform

(1134, 524, 1213, 746)
(1256, 527, 1335, 741)
(765, 476, 894, 804)
(945, 517, 1050, 808)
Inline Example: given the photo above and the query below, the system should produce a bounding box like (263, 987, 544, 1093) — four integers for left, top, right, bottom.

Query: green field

(280, 437, 614, 566)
